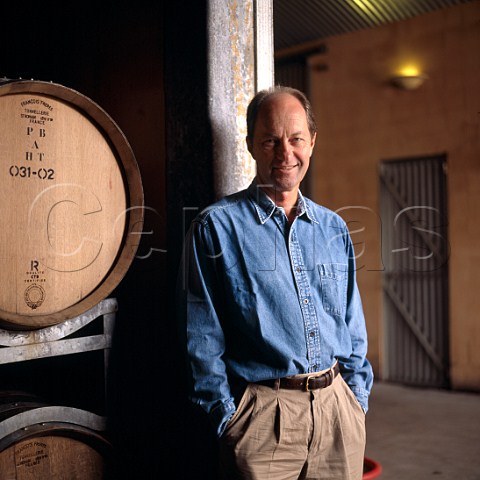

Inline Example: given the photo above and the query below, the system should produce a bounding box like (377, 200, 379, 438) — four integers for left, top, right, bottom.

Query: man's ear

(246, 136, 253, 156)
(309, 132, 317, 155)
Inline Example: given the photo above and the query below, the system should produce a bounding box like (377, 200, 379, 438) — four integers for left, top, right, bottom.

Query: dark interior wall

(163, 2, 218, 478)
(2, 1, 217, 478)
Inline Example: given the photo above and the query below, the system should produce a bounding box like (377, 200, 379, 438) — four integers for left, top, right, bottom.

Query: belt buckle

(305, 374, 316, 392)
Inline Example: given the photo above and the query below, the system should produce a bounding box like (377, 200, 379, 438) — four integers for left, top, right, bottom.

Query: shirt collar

(247, 179, 319, 225)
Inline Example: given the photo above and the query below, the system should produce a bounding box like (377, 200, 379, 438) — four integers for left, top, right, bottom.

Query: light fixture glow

(398, 65, 421, 77)
(391, 65, 428, 90)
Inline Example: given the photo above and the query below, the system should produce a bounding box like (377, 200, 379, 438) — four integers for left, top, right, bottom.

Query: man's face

(247, 93, 316, 196)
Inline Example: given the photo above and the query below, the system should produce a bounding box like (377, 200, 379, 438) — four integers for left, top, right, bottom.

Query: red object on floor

(363, 456, 382, 479)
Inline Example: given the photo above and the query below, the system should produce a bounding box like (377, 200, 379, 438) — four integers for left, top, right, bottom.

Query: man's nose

(276, 139, 292, 160)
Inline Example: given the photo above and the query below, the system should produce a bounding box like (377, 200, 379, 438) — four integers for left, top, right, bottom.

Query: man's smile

(272, 163, 299, 171)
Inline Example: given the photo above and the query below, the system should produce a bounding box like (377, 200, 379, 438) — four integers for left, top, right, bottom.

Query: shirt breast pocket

(318, 263, 348, 319)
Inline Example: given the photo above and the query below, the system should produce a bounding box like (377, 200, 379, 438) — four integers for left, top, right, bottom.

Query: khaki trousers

(219, 372, 366, 480)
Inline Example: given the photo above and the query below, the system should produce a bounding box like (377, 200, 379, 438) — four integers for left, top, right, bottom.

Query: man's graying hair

(246, 86, 317, 140)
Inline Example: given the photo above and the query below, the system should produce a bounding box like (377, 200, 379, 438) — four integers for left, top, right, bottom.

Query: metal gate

(379, 155, 449, 387)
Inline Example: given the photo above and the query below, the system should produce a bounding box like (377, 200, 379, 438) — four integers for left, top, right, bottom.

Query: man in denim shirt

(178, 86, 373, 479)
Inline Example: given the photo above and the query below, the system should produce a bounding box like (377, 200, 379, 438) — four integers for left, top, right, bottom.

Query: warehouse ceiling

(273, 0, 478, 52)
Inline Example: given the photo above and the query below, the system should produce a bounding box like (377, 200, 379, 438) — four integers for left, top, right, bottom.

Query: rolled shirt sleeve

(177, 219, 237, 436)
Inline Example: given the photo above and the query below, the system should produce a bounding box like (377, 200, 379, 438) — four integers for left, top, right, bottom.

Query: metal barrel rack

(0, 298, 117, 478)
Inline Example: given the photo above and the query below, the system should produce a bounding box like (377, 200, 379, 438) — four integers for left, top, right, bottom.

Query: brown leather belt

(256, 363, 340, 392)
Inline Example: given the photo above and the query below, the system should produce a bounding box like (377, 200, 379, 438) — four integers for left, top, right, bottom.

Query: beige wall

(307, 1, 480, 390)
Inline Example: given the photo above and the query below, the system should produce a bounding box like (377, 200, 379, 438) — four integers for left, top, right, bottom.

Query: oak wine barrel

(0, 391, 111, 479)
(0, 79, 144, 329)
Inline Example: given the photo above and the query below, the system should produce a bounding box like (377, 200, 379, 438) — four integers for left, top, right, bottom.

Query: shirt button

(309, 331, 315, 338)
(303, 299, 309, 304)
(312, 364, 318, 370)
(296, 267, 302, 272)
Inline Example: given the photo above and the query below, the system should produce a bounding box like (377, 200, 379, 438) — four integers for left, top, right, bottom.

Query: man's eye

(291, 137, 303, 145)
(263, 139, 276, 148)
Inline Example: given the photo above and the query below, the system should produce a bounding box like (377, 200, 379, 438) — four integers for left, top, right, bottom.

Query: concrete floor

(365, 381, 480, 480)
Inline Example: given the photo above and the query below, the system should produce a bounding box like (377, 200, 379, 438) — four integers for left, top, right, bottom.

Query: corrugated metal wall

(380, 155, 449, 387)
(274, 0, 477, 50)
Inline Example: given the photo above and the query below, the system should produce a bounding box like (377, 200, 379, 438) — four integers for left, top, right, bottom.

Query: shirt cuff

(350, 386, 369, 413)
(210, 400, 236, 437)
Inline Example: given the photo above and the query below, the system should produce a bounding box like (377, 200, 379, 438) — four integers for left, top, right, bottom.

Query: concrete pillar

(208, 0, 274, 198)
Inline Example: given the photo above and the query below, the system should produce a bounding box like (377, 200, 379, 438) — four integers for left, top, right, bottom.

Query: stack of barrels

(0, 79, 144, 479)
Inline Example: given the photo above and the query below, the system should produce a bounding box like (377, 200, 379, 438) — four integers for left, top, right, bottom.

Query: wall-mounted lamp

(390, 65, 428, 90)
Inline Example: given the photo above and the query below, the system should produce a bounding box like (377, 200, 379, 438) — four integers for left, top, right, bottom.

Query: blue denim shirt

(177, 180, 373, 437)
